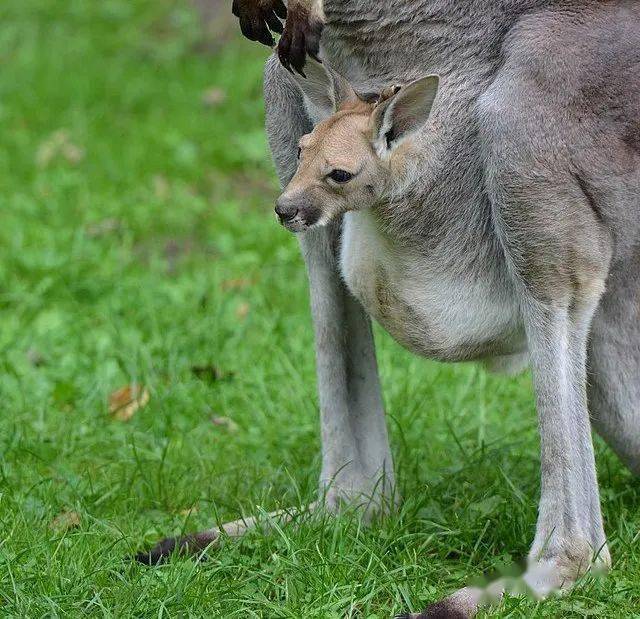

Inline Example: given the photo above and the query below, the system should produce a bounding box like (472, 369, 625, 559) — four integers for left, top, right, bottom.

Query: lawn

(0, 1, 638, 617)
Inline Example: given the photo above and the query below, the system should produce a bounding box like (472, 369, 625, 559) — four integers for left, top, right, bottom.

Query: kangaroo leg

(264, 53, 395, 514)
(586, 258, 640, 475)
(409, 51, 615, 606)
(135, 55, 394, 564)
(407, 296, 611, 618)
(301, 226, 396, 515)
(520, 297, 610, 592)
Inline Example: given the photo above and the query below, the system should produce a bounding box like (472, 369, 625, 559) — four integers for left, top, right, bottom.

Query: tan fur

(277, 72, 439, 230)
(299, 102, 373, 154)
(288, 96, 414, 200)
(282, 105, 387, 226)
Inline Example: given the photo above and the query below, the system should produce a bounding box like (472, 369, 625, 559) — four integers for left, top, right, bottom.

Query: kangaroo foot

(133, 503, 316, 565)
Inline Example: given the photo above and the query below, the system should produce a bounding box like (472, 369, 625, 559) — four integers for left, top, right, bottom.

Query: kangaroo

(138, 2, 640, 616)
(275, 71, 527, 367)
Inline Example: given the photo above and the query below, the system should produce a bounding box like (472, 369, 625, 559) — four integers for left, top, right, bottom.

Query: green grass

(0, 1, 639, 616)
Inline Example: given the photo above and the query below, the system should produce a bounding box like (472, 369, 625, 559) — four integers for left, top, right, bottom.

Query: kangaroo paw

(232, 0, 287, 47)
(277, 2, 324, 76)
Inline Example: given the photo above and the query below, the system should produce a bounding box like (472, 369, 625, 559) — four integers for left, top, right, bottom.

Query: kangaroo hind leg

(588, 258, 640, 476)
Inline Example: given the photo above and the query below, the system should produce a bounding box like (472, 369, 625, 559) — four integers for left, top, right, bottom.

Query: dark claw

(239, 14, 257, 41)
(233, 0, 287, 47)
(278, 30, 293, 73)
(264, 10, 284, 35)
(289, 30, 307, 76)
(291, 52, 309, 76)
(252, 18, 275, 47)
(276, 11, 324, 77)
(273, 0, 287, 19)
(307, 48, 322, 64)
(305, 21, 323, 63)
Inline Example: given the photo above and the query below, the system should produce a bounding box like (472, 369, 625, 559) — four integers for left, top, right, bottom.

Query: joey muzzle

(275, 195, 321, 231)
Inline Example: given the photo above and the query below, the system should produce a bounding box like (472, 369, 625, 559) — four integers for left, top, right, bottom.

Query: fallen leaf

(211, 416, 239, 432)
(62, 142, 85, 164)
(201, 87, 226, 107)
(50, 510, 81, 532)
(221, 277, 256, 291)
(235, 302, 250, 320)
(36, 129, 84, 168)
(108, 384, 150, 421)
(191, 365, 233, 383)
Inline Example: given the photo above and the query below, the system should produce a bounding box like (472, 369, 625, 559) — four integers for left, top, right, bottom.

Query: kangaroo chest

(339, 211, 525, 362)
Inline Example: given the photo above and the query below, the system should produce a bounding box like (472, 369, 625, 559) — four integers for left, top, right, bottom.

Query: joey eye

(328, 169, 353, 183)
(385, 129, 395, 149)
(297, 147, 301, 159)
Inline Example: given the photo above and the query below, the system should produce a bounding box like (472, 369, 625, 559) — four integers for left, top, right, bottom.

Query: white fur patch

(339, 210, 525, 361)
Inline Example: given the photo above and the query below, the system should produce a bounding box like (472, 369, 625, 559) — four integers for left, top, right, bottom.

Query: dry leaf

(235, 302, 250, 320)
(221, 277, 256, 291)
(63, 142, 85, 164)
(50, 510, 81, 532)
(211, 416, 239, 432)
(36, 129, 84, 168)
(202, 87, 226, 107)
(108, 385, 150, 421)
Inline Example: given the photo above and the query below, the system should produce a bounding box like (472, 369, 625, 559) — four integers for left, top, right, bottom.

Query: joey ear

(289, 55, 357, 119)
(371, 75, 439, 152)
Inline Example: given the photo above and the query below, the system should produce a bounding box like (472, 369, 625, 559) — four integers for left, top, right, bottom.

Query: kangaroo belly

(339, 212, 525, 362)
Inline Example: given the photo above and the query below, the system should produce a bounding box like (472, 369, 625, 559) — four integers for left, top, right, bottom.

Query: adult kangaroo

(139, 1, 640, 615)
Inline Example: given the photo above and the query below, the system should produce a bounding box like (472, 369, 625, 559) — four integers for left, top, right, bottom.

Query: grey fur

(263, 0, 640, 614)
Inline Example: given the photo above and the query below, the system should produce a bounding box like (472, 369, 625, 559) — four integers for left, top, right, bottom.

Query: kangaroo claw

(232, 0, 287, 48)
(276, 5, 324, 76)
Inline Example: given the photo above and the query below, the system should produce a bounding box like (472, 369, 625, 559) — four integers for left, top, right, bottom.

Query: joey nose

(275, 200, 298, 222)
